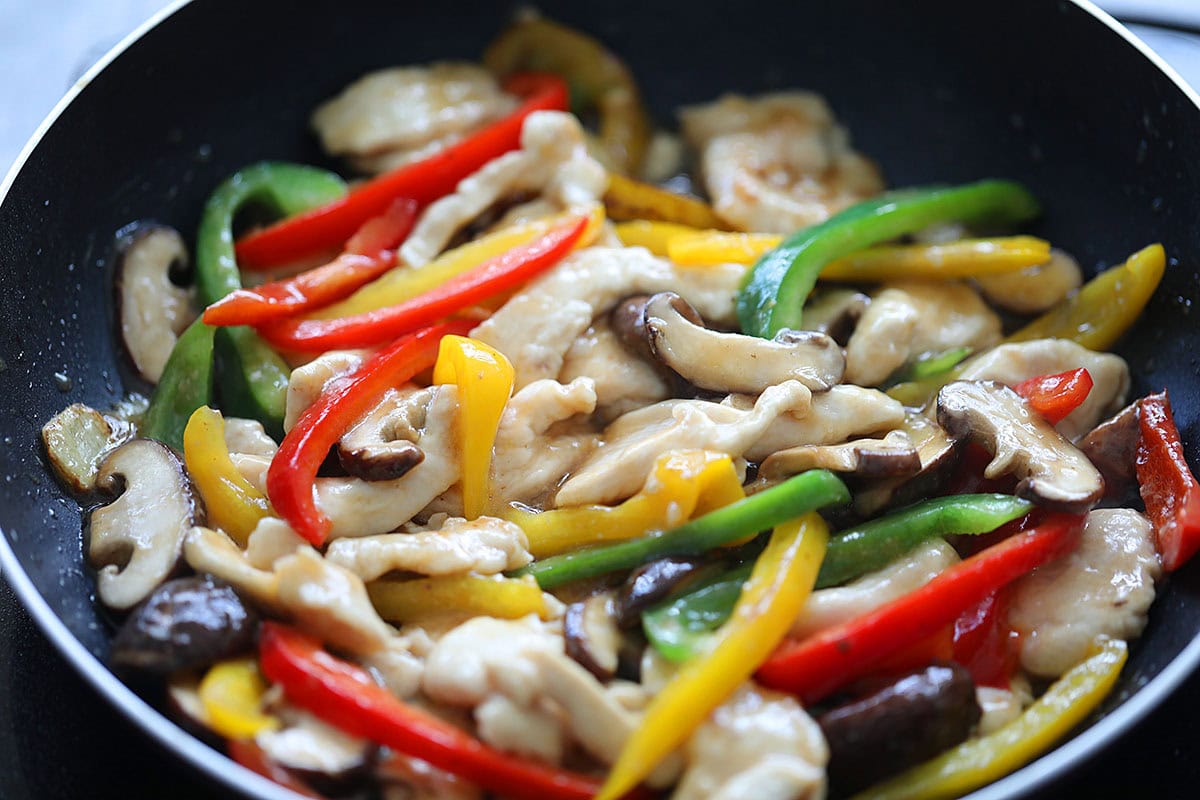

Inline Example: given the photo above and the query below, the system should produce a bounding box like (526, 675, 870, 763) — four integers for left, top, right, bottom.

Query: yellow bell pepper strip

(432, 336, 514, 519)
(612, 219, 701, 257)
(183, 406, 273, 547)
(506, 450, 744, 558)
(851, 638, 1128, 800)
(604, 173, 730, 228)
(594, 513, 829, 800)
(302, 207, 605, 321)
(369, 574, 548, 622)
(198, 657, 280, 740)
(484, 17, 651, 175)
(888, 242, 1167, 406)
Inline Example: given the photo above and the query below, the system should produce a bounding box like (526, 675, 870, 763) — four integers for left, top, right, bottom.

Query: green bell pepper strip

(736, 180, 1041, 339)
(851, 638, 1127, 800)
(642, 494, 1033, 662)
(514, 469, 849, 590)
(145, 163, 347, 446)
(892, 347, 973, 385)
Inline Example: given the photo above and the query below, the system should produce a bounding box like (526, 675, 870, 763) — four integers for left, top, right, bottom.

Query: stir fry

(41, 13, 1199, 800)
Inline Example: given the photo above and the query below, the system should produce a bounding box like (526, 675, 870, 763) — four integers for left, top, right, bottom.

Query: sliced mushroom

(336, 390, 425, 480)
(41, 403, 135, 493)
(90, 439, 205, 609)
(614, 557, 704, 628)
(616, 292, 845, 394)
(564, 592, 623, 681)
(1078, 402, 1141, 494)
(117, 225, 196, 383)
(758, 429, 921, 482)
(257, 707, 377, 796)
(800, 288, 870, 344)
(110, 575, 258, 674)
(852, 413, 961, 517)
(936, 380, 1104, 514)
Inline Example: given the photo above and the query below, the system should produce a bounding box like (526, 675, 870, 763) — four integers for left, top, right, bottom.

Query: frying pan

(2, 0, 1199, 797)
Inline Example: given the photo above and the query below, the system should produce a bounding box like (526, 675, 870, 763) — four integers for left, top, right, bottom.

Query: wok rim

(2, 1, 1199, 798)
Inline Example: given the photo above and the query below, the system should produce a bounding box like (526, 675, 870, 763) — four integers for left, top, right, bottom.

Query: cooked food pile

(41, 13, 1199, 800)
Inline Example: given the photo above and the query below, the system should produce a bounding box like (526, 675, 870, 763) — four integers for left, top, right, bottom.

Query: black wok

(2, 1, 1199, 797)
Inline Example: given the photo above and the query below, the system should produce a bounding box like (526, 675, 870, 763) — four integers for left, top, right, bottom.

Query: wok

(1, 0, 1199, 797)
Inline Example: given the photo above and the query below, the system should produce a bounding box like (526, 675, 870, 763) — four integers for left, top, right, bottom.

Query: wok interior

(1, 0, 1199, 795)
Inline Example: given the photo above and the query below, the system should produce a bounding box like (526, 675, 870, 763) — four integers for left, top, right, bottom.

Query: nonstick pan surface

(2, 1, 1199, 797)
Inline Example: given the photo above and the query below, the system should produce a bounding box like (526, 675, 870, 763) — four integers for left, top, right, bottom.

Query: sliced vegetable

(183, 406, 273, 546)
(259, 622, 631, 800)
(516, 469, 849, 590)
(643, 562, 749, 663)
(198, 657, 280, 740)
(595, 513, 828, 800)
(234, 73, 569, 268)
(952, 590, 1020, 689)
(227, 740, 323, 799)
(506, 450, 744, 558)
(737, 181, 1040, 338)
(613, 219, 700, 256)
(368, 574, 547, 622)
(757, 513, 1084, 704)
(141, 319, 216, 450)
(432, 336, 514, 519)
(1014, 368, 1093, 425)
(604, 174, 727, 228)
(1136, 390, 1200, 571)
(852, 639, 1127, 800)
(258, 216, 588, 352)
(266, 320, 472, 546)
(890, 348, 972, 385)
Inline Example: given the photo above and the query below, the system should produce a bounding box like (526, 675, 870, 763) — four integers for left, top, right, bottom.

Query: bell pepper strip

(432, 336, 514, 519)
(258, 622, 643, 800)
(506, 450, 744, 558)
(815, 494, 1034, 589)
(887, 347, 972, 385)
(227, 740, 323, 799)
(851, 638, 1127, 800)
(368, 574, 549, 622)
(202, 199, 418, 327)
(484, 18, 650, 175)
(643, 494, 1032, 663)
(198, 657, 280, 740)
(595, 513, 829, 800)
(182, 406, 273, 547)
(142, 319, 216, 450)
(310, 207, 604, 321)
(612, 219, 701, 257)
(603, 173, 729, 228)
(266, 320, 473, 546)
(756, 512, 1085, 704)
(736, 180, 1040, 339)
(952, 589, 1021, 689)
(258, 216, 588, 352)
(234, 73, 570, 269)
(515, 468, 849, 590)
(1007, 242, 1165, 350)
(1014, 368, 1093, 425)
(1136, 390, 1200, 571)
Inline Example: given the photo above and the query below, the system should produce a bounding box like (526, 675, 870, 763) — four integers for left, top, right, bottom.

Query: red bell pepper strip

(266, 320, 473, 546)
(203, 199, 418, 327)
(227, 739, 323, 799)
(259, 622, 644, 800)
(258, 215, 587, 352)
(1014, 368, 1094, 425)
(952, 589, 1021, 689)
(1136, 390, 1200, 572)
(234, 73, 570, 269)
(756, 513, 1084, 704)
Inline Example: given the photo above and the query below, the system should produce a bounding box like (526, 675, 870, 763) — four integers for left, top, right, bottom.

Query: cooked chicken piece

(284, 349, 371, 432)
(844, 282, 1001, 386)
(474, 693, 564, 763)
(401, 111, 608, 265)
(792, 539, 959, 638)
(223, 418, 278, 457)
(491, 378, 601, 506)
(472, 246, 746, 388)
(743, 385, 906, 463)
(975, 249, 1083, 314)
(559, 321, 670, 422)
(680, 92, 882, 233)
(958, 338, 1130, 441)
(1008, 508, 1160, 678)
(324, 516, 532, 582)
(556, 380, 810, 507)
(311, 62, 517, 161)
(672, 685, 828, 800)
(974, 686, 1026, 735)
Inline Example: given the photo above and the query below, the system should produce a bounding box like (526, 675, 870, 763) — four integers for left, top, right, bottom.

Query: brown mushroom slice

(759, 429, 921, 482)
(258, 707, 376, 796)
(41, 403, 135, 494)
(614, 557, 705, 628)
(117, 225, 196, 383)
(627, 292, 845, 394)
(336, 394, 425, 481)
(936, 380, 1103, 514)
(90, 439, 205, 609)
(801, 288, 870, 345)
(564, 592, 623, 682)
(853, 413, 961, 516)
(1078, 402, 1140, 494)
